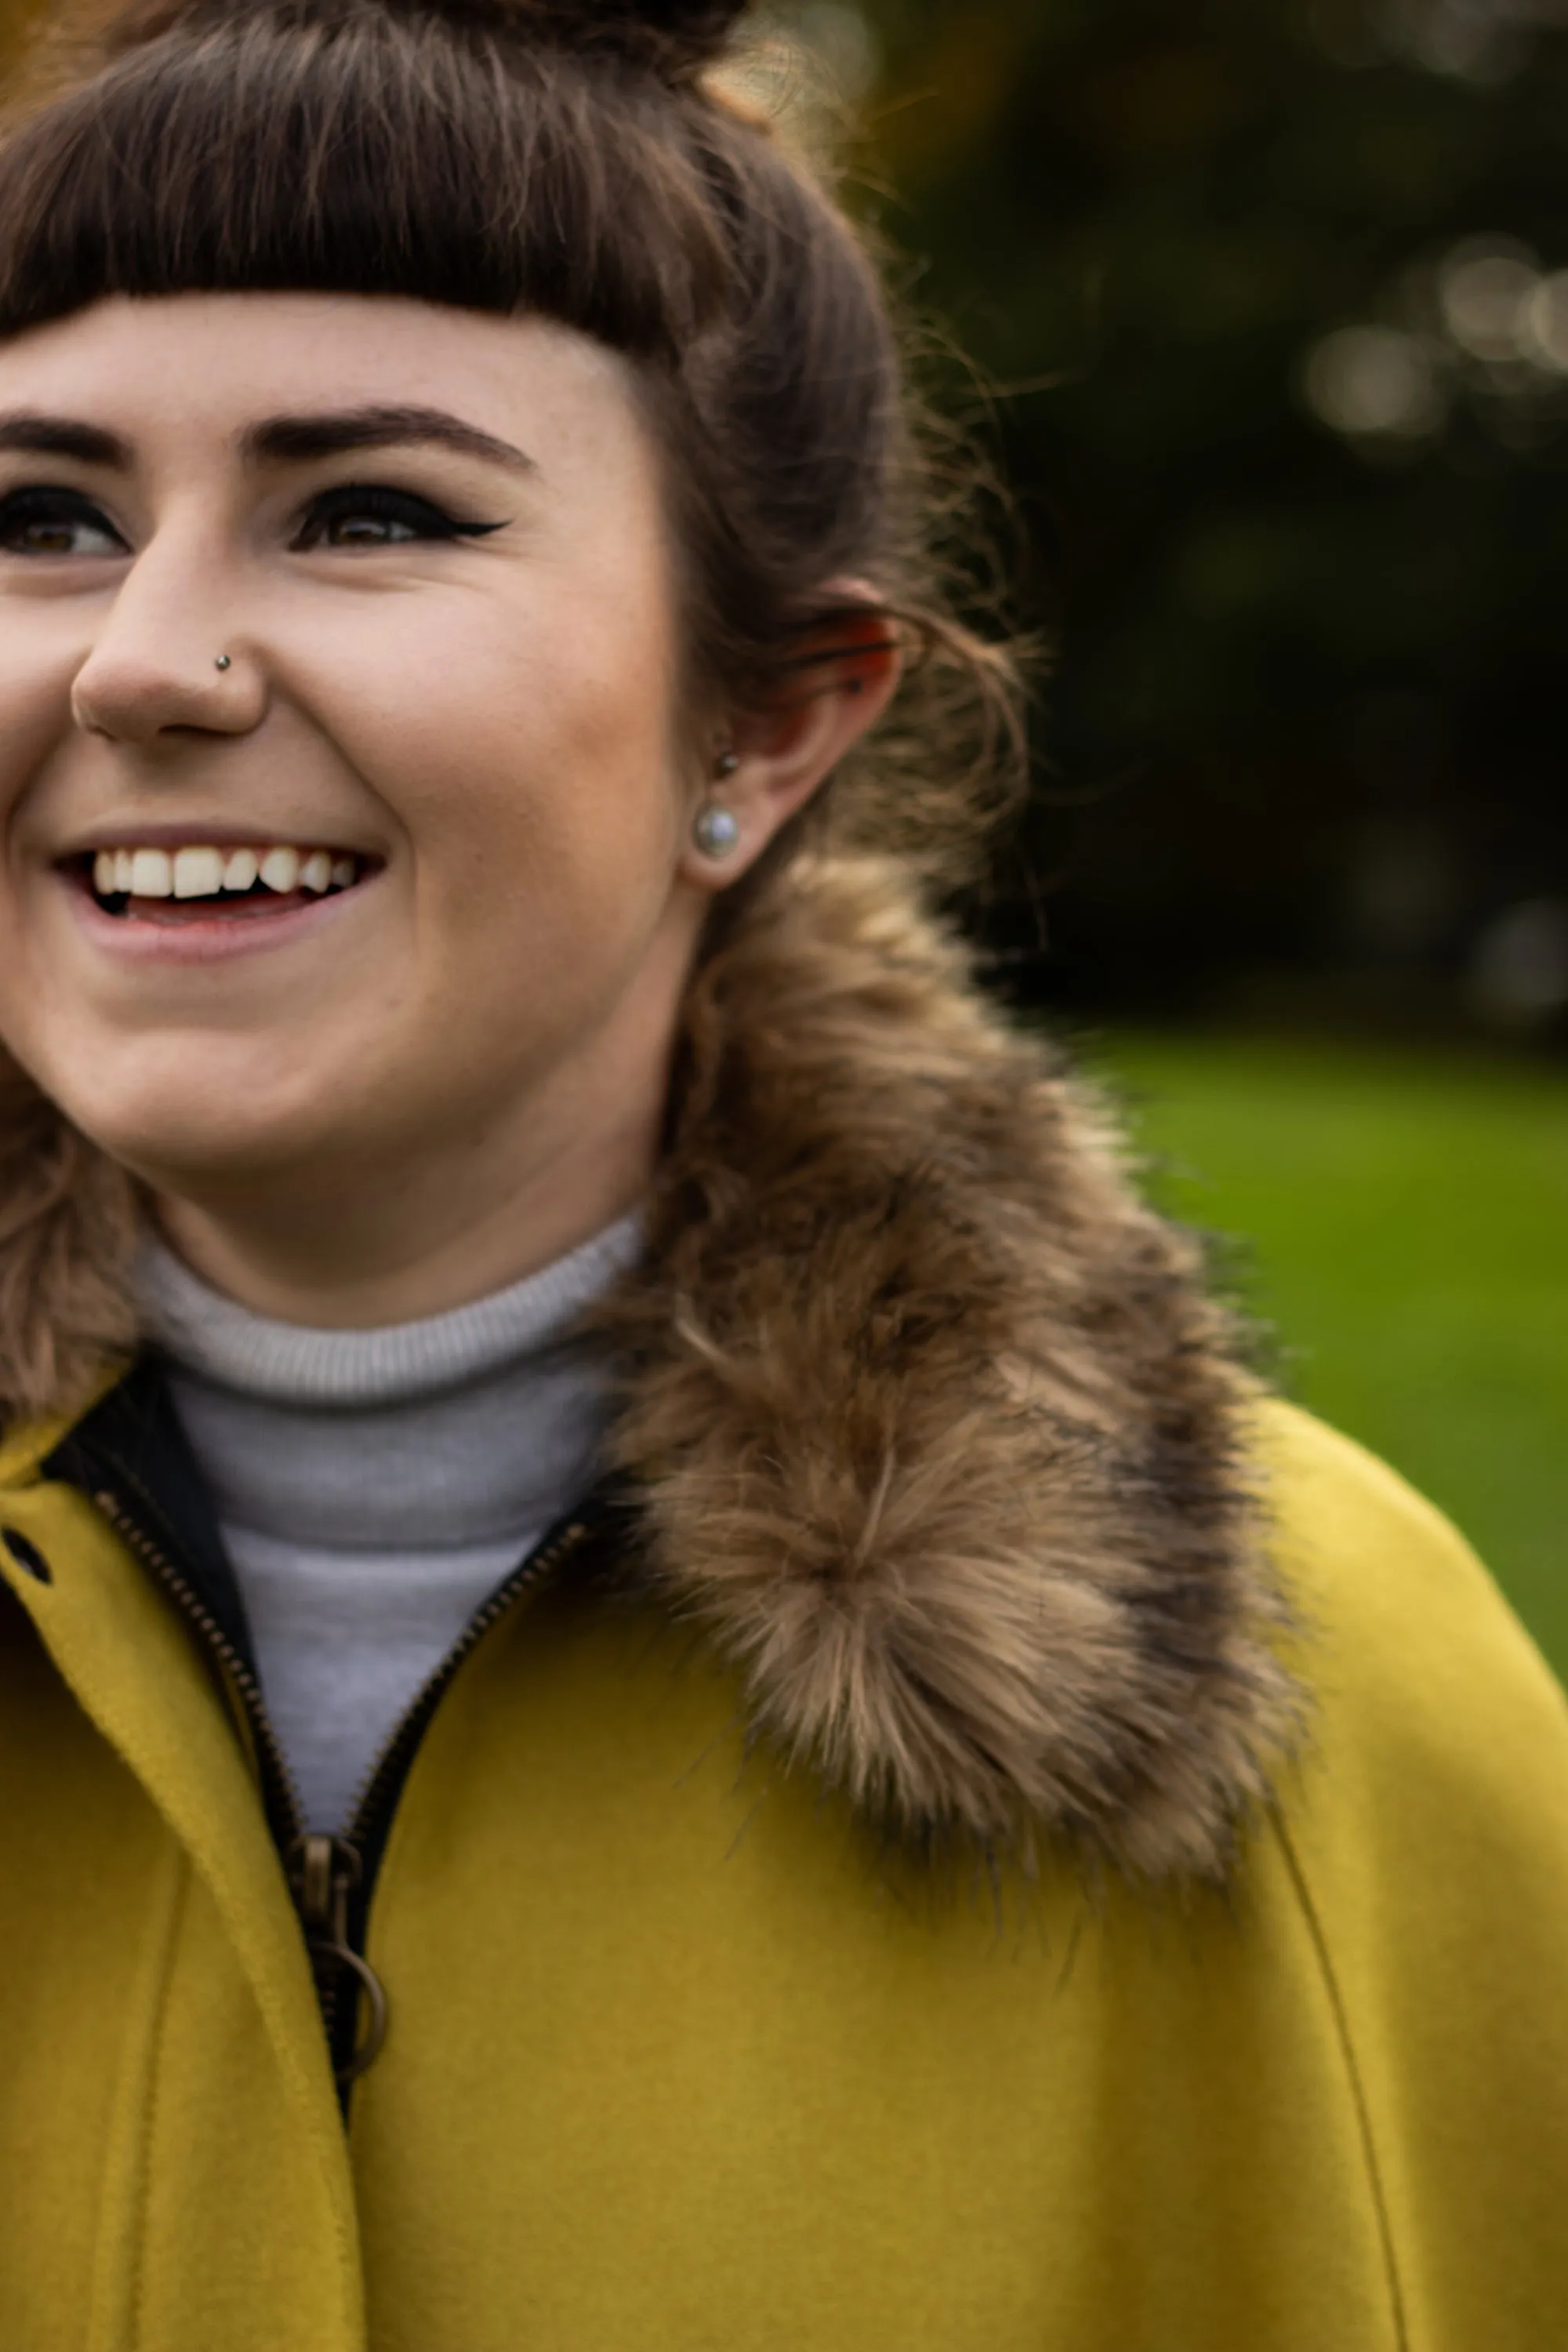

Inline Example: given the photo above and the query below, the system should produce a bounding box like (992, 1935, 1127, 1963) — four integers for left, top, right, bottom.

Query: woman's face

(0, 292, 738, 1261)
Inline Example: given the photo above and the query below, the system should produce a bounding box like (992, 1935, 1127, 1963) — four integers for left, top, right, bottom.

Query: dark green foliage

(829, 0, 1568, 1032)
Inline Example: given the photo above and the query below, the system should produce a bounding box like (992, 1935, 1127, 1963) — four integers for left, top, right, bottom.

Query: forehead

(0, 292, 649, 477)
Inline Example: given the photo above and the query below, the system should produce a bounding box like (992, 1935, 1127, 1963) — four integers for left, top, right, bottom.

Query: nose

(71, 533, 267, 747)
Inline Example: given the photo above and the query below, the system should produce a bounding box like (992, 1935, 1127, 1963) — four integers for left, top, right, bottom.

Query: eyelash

(0, 481, 506, 557)
(0, 487, 125, 560)
(292, 484, 506, 550)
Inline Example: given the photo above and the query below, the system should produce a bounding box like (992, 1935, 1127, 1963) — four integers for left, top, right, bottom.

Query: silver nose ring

(215, 654, 232, 672)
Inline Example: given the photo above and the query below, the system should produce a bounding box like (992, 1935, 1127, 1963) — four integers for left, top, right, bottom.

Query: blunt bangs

(0, 10, 727, 351)
(0, 0, 1030, 913)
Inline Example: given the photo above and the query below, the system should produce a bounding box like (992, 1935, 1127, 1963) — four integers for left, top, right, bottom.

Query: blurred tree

(778, 0, 1568, 1033)
(0, 3, 29, 78)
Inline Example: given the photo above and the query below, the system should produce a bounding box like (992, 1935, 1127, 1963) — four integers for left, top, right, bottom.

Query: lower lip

(60, 870, 376, 965)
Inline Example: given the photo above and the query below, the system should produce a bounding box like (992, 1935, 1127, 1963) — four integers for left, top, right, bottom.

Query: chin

(90, 1106, 332, 1195)
(38, 1044, 361, 1194)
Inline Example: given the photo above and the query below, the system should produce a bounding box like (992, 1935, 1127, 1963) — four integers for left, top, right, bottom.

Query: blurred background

(759, 0, 1568, 1672)
(1, 0, 1563, 1671)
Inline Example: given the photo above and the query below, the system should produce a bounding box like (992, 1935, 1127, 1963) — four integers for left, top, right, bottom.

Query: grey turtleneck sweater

(136, 1217, 643, 1832)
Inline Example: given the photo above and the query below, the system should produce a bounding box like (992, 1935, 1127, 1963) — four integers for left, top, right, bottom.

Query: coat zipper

(89, 1492, 377, 2082)
(93, 1490, 308, 1847)
(93, 1485, 598, 2096)
(318, 1510, 597, 2088)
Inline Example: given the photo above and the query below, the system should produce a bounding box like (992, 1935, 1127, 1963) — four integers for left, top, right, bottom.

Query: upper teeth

(92, 846, 359, 900)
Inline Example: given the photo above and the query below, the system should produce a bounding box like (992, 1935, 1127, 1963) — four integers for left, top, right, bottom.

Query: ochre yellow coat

(3, 1396, 1566, 2351)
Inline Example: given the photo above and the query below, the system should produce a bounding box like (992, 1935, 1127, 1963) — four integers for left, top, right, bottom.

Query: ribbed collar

(135, 1217, 644, 1409)
(132, 1216, 644, 1549)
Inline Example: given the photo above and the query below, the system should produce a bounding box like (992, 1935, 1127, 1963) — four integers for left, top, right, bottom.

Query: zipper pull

(288, 1833, 389, 2086)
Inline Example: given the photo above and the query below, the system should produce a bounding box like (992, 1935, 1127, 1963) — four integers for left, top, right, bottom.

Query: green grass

(1084, 1033, 1568, 1682)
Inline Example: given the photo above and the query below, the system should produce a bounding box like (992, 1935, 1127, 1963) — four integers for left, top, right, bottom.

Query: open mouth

(74, 843, 373, 923)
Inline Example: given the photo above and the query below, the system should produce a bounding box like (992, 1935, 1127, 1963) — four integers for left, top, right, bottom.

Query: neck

(151, 1058, 664, 1329)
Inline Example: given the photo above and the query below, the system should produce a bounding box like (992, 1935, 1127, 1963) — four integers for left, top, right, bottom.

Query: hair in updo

(0, 0, 1026, 890)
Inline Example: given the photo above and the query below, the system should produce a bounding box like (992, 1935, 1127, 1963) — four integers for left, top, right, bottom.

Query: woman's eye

(0, 488, 127, 559)
(294, 485, 503, 552)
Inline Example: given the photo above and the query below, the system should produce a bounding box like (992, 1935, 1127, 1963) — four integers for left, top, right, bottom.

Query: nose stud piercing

(214, 654, 232, 672)
(694, 746, 742, 860)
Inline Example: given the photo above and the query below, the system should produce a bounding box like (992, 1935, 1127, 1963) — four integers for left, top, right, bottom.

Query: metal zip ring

(310, 1939, 389, 2085)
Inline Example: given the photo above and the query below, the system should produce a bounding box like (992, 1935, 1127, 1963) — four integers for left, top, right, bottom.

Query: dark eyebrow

(0, 413, 134, 469)
(241, 405, 536, 475)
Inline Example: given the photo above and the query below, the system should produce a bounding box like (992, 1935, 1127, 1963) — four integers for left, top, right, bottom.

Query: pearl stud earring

(693, 804, 741, 859)
(693, 747, 742, 860)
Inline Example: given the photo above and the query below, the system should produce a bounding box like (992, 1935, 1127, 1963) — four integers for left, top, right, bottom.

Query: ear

(677, 583, 902, 891)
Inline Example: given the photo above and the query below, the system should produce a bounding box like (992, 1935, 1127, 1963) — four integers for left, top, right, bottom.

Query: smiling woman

(0, 5, 1566, 2351)
(0, 296, 736, 1317)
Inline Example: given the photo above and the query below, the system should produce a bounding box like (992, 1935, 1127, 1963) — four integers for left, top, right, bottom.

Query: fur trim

(0, 1060, 140, 1425)
(593, 857, 1300, 1881)
(0, 854, 1299, 1880)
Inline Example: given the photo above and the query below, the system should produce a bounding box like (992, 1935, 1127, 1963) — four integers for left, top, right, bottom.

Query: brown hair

(0, 0, 1029, 1419)
(0, 0, 1025, 878)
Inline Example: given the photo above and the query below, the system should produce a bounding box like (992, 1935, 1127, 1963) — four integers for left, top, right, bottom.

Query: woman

(0, 1, 1563, 2344)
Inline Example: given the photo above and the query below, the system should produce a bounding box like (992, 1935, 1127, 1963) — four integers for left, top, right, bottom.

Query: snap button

(2, 1526, 53, 1584)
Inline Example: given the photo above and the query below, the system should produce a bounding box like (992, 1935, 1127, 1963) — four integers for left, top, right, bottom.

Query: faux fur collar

(0, 855, 1298, 1882)
(592, 857, 1299, 1882)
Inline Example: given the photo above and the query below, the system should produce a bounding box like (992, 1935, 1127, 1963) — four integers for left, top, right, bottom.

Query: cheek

(0, 636, 78, 838)
(339, 593, 685, 956)
(0, 684, 85, 1061)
